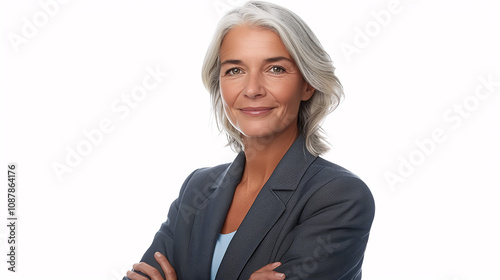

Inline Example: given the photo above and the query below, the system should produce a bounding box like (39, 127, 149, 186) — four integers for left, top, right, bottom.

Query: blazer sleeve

(274, 175, 375, 280)
(122, 169, 199, 280)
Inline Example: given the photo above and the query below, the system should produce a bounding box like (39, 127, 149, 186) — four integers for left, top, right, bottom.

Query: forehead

(219, 25, 292, 60)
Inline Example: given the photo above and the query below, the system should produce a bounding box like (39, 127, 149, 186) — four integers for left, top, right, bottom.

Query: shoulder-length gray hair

(201, 1, 343, 156)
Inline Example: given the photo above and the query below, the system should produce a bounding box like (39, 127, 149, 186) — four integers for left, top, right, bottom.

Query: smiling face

(219, 25, 314, 143)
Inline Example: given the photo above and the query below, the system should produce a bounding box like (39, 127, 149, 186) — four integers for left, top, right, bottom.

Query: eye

(224, 68, 242, 76)
(269, 66, 286, 74)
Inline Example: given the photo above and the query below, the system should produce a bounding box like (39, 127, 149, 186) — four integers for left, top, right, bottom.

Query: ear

(301, 82, 315, 101)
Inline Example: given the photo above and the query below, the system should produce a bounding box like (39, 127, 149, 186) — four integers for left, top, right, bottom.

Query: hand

(249, 262, 286, 280)
(126, 252, 177, 280)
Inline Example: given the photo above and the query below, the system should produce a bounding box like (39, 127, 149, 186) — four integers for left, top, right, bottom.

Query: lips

(240, 107, 274, 116)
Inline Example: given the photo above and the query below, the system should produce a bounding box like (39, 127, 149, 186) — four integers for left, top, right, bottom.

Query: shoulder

(190, 163, 231, 181)
(302, 157, 375, 224)
(311, 157, 360, 178)
(309, 157, 371, 194)
(180, 162, 231, 189)
(175, 161, 235, 201)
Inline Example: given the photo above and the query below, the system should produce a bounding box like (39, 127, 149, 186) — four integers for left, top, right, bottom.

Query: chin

(237, 125, 284, 140)
(240, 130, 274, 139)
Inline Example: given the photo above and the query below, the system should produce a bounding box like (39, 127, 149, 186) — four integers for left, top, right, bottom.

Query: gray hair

(201, 1, 343, 156)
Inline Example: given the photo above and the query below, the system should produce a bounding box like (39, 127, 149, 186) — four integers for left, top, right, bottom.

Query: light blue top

(210, 231, 236, 280)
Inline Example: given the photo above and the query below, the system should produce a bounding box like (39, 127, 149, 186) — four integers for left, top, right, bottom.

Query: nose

(243, 72, 265, 99)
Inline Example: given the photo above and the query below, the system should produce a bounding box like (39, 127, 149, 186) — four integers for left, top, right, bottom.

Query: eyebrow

(220, 59, 242, 66)
(220, 56, 294, 66)
(264, 56, 293, 63)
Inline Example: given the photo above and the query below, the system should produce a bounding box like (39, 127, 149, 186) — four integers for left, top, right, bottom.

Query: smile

(240, 107, 274, 116)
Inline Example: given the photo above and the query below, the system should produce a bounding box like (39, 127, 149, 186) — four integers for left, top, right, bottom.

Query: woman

(125, 1, 375, 279)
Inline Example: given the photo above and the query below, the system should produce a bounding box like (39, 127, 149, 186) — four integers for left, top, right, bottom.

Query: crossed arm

(126, 253, 286, 280)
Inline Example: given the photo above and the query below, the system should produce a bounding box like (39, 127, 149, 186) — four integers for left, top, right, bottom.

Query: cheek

(220, 95, 233, 120)
(274, 84, 304, 112)
(220, 81, 238, 107)
(220, 86, 238, 123)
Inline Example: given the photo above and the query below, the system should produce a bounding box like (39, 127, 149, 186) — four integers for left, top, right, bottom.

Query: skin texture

(219, 25, 314, 142)
(127, 25, 315, 280)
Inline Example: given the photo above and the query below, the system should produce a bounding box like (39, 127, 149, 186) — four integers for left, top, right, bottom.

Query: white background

(1, 0, 499, 279)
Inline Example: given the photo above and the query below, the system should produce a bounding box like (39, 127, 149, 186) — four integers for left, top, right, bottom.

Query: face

(219, 25, 314, 142)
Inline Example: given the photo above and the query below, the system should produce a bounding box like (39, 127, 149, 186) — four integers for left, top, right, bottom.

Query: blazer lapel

(216, 135, 317, 279)
(185, 152, 246, 278)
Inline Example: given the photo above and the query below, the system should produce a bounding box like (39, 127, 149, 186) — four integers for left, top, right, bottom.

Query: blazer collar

(187, 135, 317, 279)
(218, 135, 317, 279)
(185, 152, 244, 278)
(262, 134, 317, 192)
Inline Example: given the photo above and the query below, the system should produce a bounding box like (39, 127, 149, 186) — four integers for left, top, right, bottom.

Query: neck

(239, 127, 299, 192)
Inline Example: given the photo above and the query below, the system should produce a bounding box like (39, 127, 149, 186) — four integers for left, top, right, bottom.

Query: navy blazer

(126, 135, 375, 280)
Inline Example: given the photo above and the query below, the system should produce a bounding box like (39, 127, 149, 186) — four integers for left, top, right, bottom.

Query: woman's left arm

(122, 169, 200, 280)
(274, 176, 375, 280)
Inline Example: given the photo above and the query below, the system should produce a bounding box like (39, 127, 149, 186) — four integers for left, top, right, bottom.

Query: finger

(132, 262, 164, 280)
(254, 262, 282, 273)
(250, 262, 285, 280)
(249, 271, 286, 280)
(154, 252, 177, 280)
(126, 269, 149, 280)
